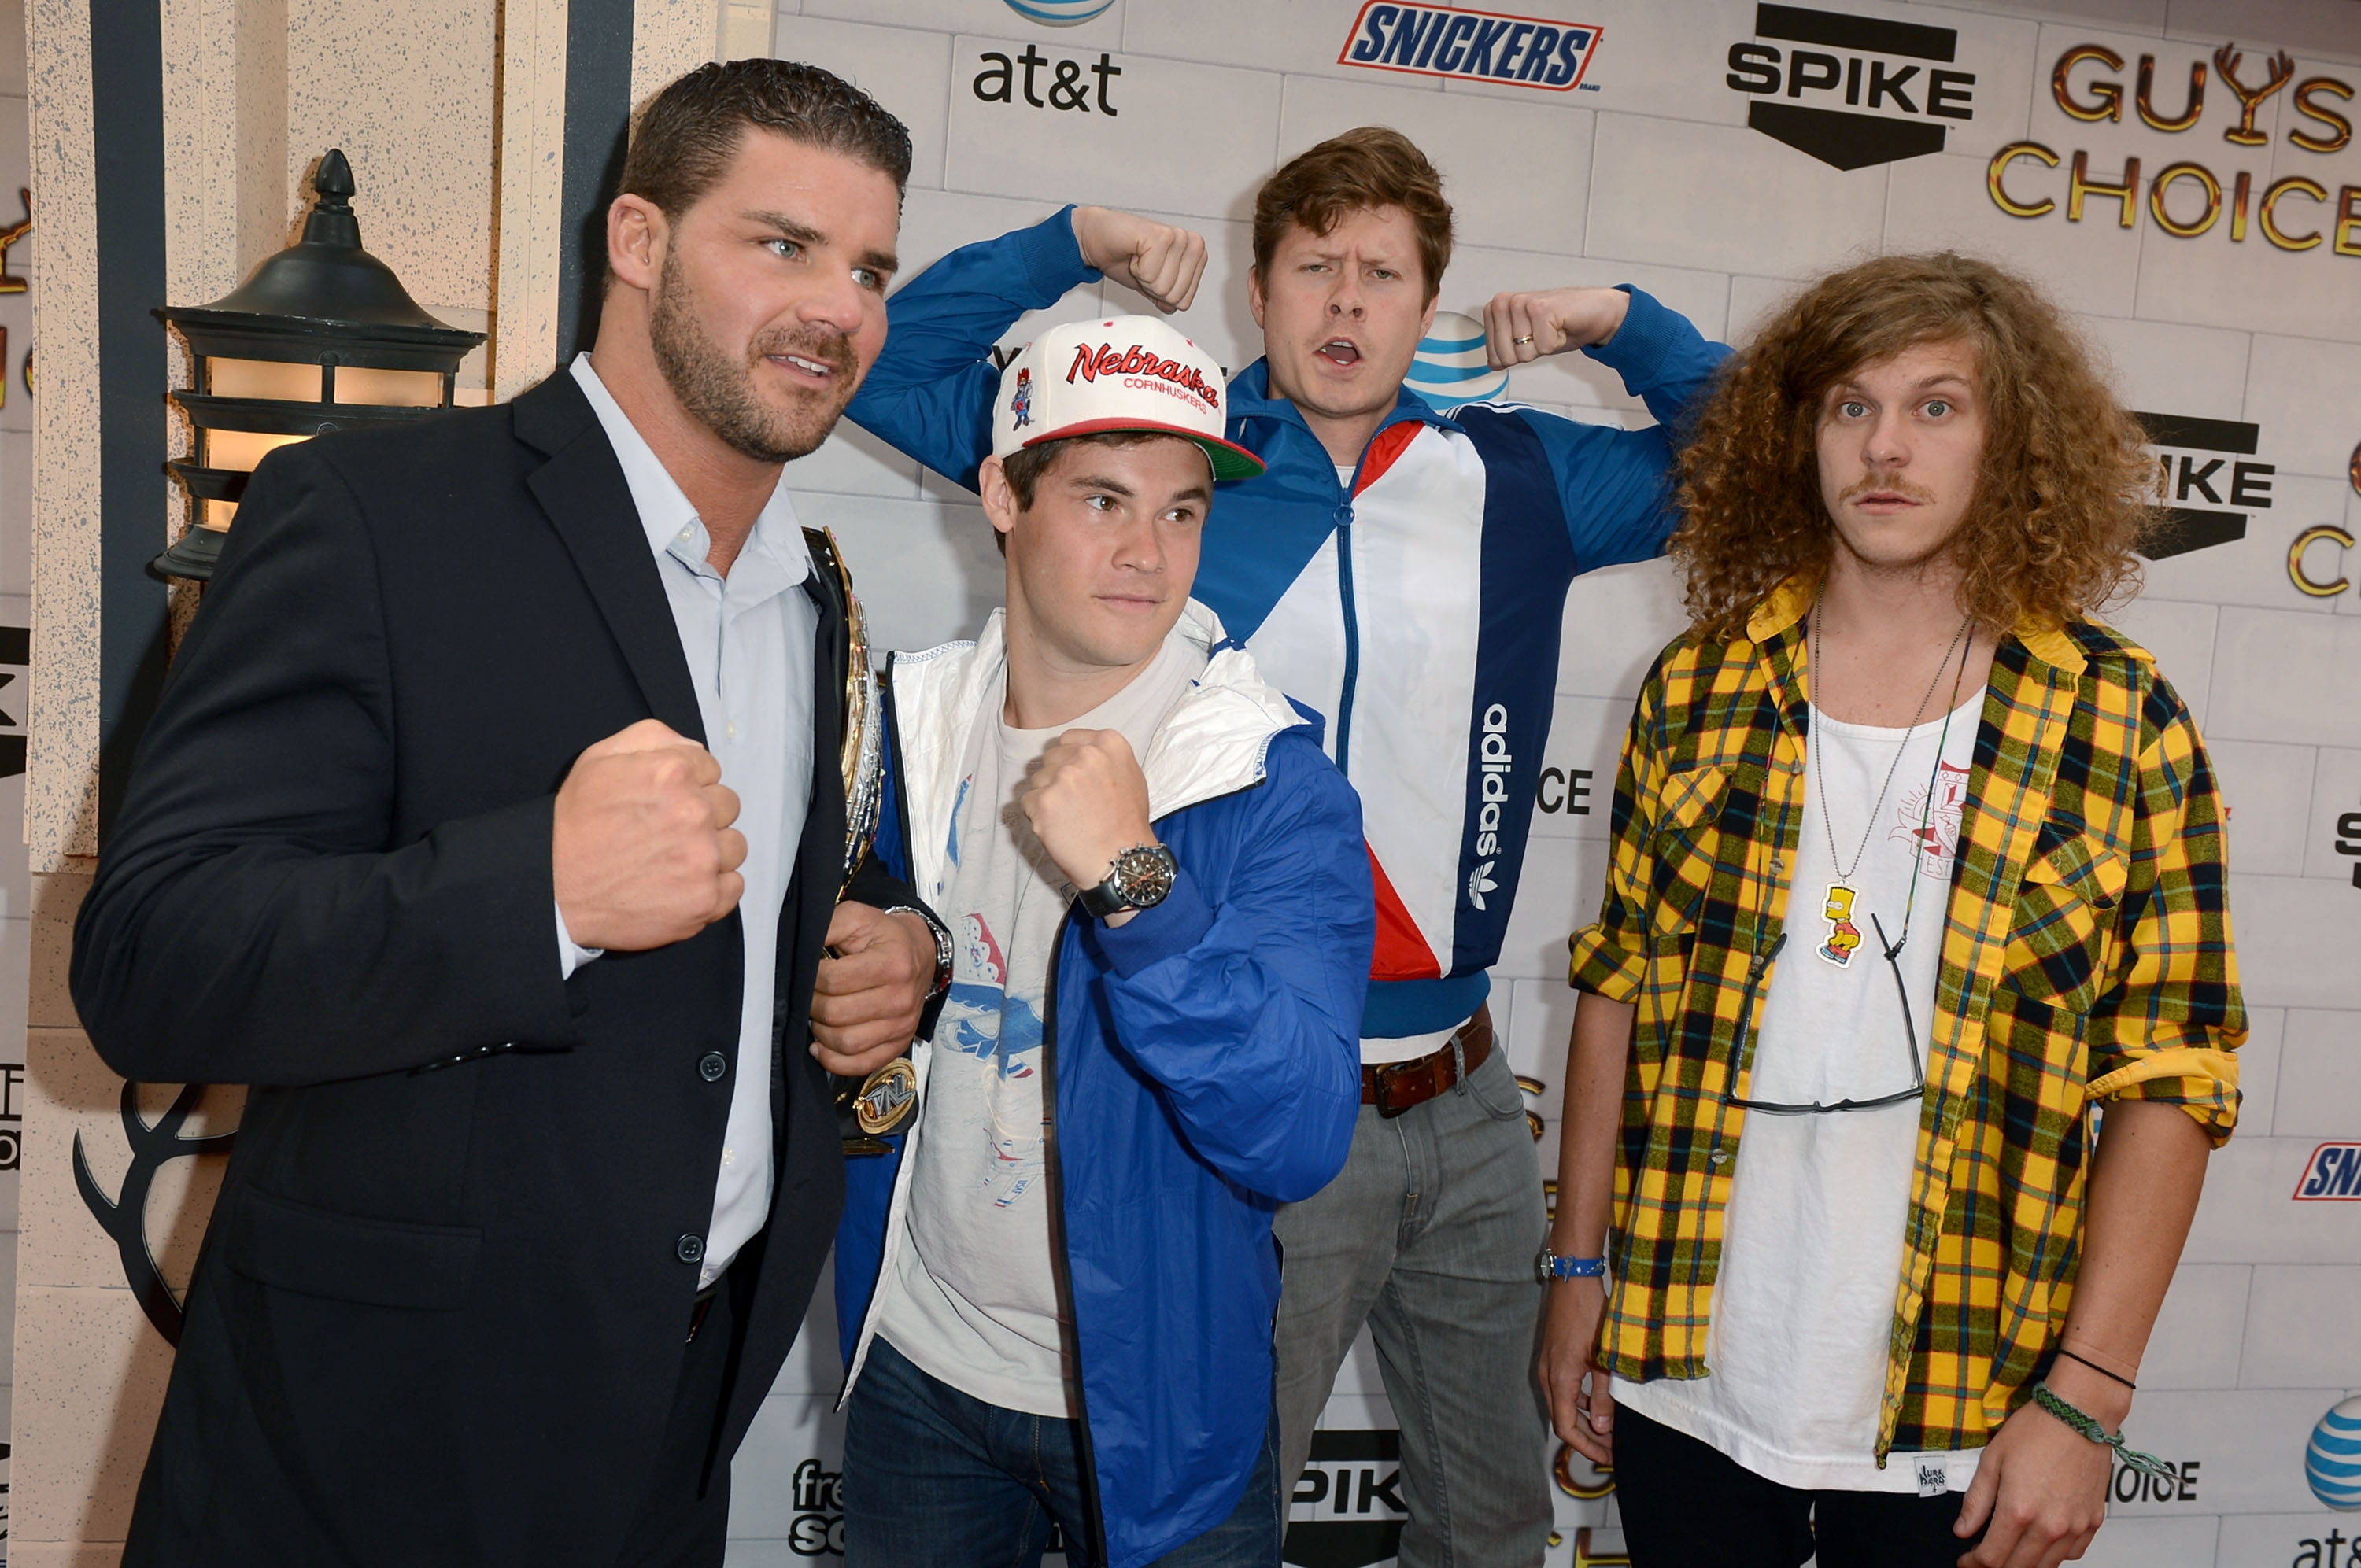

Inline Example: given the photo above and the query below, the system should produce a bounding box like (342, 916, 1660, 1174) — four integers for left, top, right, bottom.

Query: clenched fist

(552, 718, 746, 951)
(1071, 206, 1208, 315)
(1016, 729, 1157, 922)
(811, 902, 941, 1078)
(1483, 286, 1631, 369)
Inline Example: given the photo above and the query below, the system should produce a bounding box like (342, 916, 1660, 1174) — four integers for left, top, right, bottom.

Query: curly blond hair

(1670, 253, 2153, 639)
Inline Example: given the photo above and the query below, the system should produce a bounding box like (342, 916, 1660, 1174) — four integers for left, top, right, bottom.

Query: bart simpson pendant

(1819, 883, 1862, 968)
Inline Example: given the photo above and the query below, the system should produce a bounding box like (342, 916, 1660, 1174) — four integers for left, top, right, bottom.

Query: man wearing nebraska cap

(848, 128, 1727, 1562)
(833, 314, 1373, 1568)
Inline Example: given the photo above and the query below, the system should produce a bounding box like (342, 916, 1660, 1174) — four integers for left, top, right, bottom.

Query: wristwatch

(1077, 843, 1178, 920)
(1537, 1245, 1606, 1283)
(883, 906, 954, 998)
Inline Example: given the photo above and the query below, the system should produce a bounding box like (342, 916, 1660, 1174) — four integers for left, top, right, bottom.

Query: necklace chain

(1809, 596, 1972, 885)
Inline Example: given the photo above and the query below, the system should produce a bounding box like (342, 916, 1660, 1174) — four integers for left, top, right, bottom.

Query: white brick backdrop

(731, 2, 2361, 1564)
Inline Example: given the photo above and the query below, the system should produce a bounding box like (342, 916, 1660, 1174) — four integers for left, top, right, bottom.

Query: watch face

(1110, 845, 1176, 908)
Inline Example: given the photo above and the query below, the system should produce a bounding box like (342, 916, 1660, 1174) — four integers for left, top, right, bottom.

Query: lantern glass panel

(334, 365, 444, 407)
(206, 357, 321, 400)
(204, 500, 240, 530)
(205, 428, 310, 471)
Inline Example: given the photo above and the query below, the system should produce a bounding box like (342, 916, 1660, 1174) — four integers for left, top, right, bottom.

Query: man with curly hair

(1536, 253, 2243, 1568)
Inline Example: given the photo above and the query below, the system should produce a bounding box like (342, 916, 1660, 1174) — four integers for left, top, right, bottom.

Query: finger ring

(1512, 334, 1535, 345)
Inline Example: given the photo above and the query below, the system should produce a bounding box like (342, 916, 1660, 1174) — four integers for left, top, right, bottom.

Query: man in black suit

(71, 61, 945, 1567)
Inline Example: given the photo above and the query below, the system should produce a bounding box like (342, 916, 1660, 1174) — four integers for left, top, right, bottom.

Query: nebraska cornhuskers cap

(992, 314, 1265, 482)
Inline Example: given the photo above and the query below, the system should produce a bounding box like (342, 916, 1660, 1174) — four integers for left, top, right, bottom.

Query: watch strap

(1077, 878, 1131, 920)
(882, 905, 953, 997)
(1538, 1247, 1606, 1282)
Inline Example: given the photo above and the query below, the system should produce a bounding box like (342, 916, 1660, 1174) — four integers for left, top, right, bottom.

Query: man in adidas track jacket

(846, 129, 1728, 1564)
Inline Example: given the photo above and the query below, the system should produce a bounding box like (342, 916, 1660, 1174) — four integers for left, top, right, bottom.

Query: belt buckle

(1373, 1057, 1416, 1119)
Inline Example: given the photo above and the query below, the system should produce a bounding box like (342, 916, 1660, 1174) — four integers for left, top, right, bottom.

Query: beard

(648, 247, 859, 464)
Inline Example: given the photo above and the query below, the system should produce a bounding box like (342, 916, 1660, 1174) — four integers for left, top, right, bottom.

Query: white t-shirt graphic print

(874, 636, 1204, 1418)
(1615, 688, 1986, 1494)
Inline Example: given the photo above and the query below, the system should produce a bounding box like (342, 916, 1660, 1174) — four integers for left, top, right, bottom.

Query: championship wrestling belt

(804, 527, 917, 1153)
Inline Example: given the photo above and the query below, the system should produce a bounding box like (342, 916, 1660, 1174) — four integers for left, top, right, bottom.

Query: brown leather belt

(1362, 1004, 1493, 1119)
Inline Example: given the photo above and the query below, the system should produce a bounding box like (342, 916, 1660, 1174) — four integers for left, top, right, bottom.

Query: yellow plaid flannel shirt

(1568, 575, 2243, 1461)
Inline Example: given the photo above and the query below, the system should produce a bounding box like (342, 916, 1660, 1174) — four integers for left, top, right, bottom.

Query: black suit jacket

(72, 372, 909, 1565)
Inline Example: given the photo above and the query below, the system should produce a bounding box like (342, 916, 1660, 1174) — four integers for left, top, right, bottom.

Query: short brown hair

(1253, 127, 1454, 301)
(1670, 252, 2152, 638)
(621, 59, 913, 223)
(992, 432, 1184, 555)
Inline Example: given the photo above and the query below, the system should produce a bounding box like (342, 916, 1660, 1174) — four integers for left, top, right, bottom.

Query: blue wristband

(1538, 1248, 1606, 1282)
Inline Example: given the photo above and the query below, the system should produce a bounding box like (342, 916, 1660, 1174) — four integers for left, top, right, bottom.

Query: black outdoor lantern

(153, 148, 486, 581)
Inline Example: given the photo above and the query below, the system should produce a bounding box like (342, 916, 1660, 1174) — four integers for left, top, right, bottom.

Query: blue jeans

(842, 1336, 1284, 1568)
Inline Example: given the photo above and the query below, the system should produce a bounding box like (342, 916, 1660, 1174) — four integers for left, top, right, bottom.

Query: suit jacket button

(676, 1234, 705, 1264)
(699, 1051, 728, 1083)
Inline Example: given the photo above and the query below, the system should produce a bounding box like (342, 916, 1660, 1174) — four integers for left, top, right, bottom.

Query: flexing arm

(1496, 287, 1731, 570)
(846, 205, 1206, 492)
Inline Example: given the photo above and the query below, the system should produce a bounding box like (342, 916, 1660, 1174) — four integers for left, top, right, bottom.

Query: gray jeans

(1272, 1043, 1554, 1568)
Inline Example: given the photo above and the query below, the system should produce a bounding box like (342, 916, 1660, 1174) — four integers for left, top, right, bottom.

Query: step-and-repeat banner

(716, 2, 2361, 1566)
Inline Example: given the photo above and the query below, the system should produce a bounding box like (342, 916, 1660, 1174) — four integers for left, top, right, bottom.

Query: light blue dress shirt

(563, 354, 818, 1289)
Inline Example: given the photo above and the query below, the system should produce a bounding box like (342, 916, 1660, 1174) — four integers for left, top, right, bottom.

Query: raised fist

(552, 718, 746, 952)
(1071, 206, 1209, 315)
(1483, 286, 1632, 369)
(1015, 728, 1158, 901)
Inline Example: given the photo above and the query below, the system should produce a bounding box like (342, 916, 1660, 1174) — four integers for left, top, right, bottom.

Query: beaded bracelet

(2030, 1382, 2175, 1480)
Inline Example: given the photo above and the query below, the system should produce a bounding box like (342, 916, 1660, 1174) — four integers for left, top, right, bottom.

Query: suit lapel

(514, 374, 707, 743)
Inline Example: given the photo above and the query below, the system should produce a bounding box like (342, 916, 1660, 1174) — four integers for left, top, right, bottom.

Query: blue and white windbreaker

(838, 604, 1373, 1568)
(849, 208, 1729, 1038)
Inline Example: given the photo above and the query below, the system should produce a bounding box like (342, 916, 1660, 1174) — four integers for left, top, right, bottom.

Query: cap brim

(1020, 419, 1265, 481)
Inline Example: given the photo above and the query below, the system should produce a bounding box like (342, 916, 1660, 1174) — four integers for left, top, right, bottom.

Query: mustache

(1839, 472, 1937, 505)
(750, 329, 859, 377)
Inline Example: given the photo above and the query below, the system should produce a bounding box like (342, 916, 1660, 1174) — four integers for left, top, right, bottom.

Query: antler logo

(72, 1083, 236, 1345)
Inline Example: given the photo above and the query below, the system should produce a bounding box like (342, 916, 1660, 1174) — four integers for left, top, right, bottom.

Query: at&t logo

(1406, 312, 1507, 407)
(1001, 0, 1114, 26)
(2311, 1396, 2361, 1511)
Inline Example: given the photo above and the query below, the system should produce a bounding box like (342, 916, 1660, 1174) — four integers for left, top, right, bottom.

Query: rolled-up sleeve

(2083, 688, 2245, 1146)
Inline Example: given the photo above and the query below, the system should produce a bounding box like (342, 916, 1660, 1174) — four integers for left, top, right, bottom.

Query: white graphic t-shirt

(874, 636, 1206, 1417)
(1615, 688, 1986, 1494)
